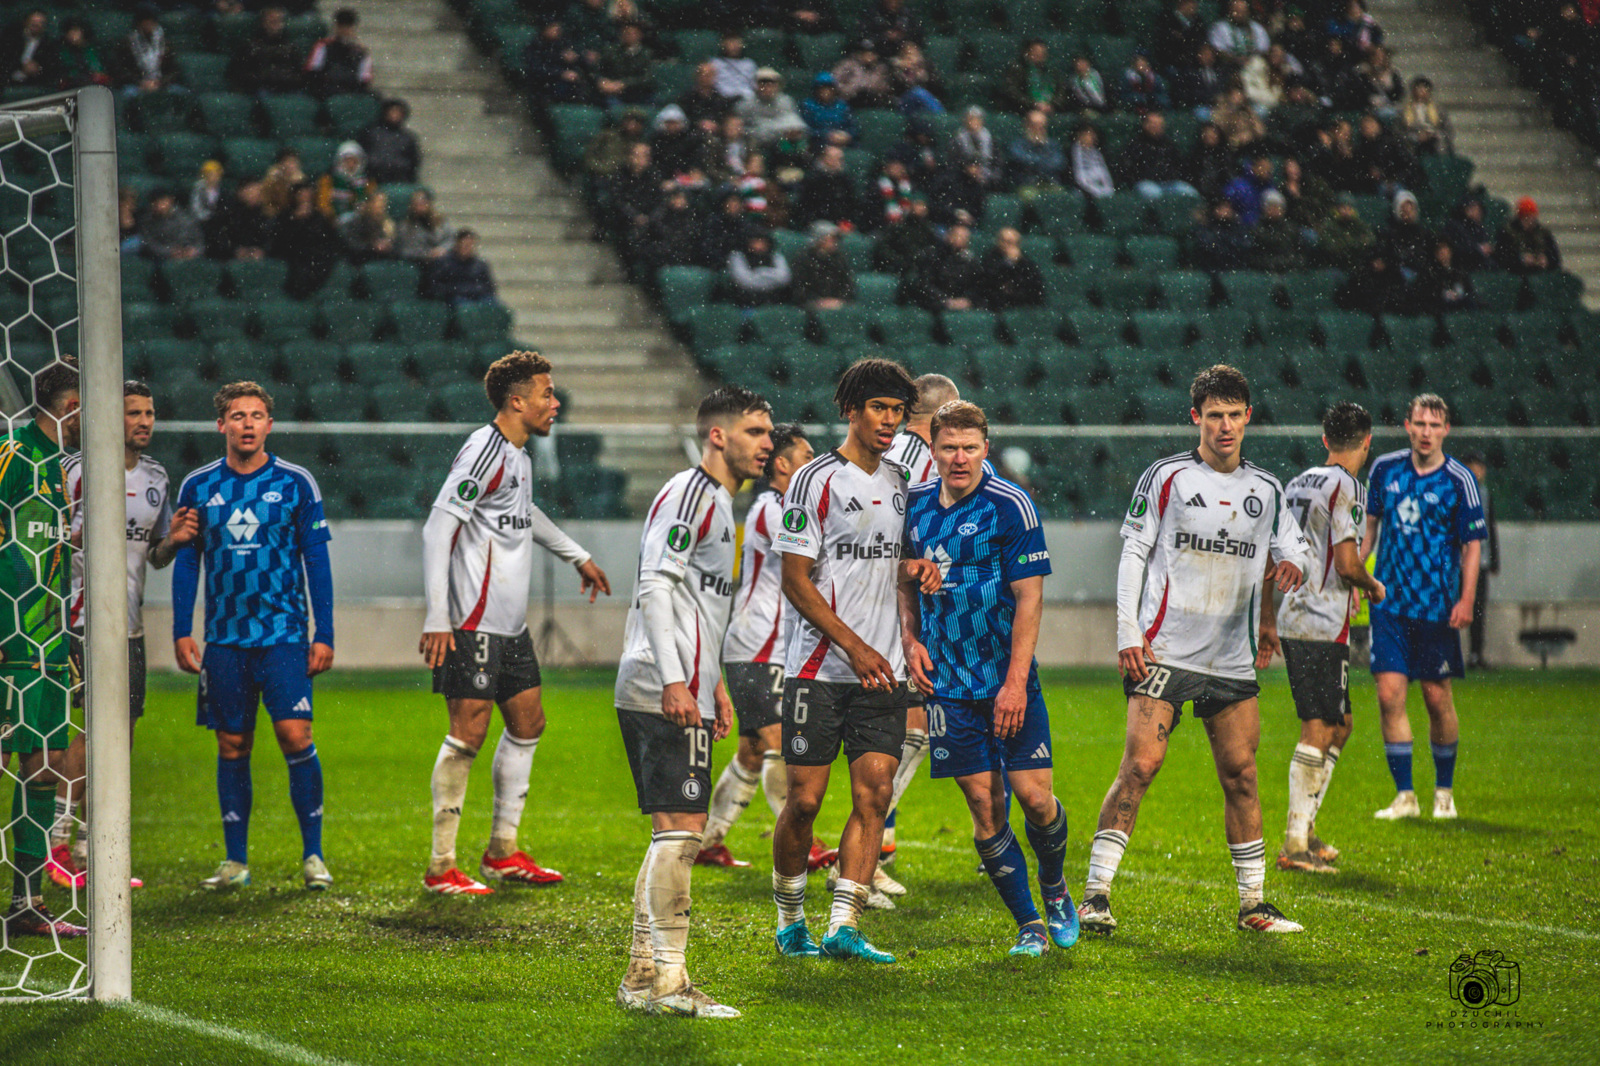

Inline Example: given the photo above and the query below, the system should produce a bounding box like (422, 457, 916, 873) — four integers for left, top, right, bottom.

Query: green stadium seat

(1281, 270, 1340, 313)
(687, 304, 744, 349)
(433, 380, 487, 421)
(674, 30, 721, 63)
(1255, 388, 1324, 425)
(156, 132, 220, 178)
(1525, 271, 1584, 313)
(450, 302, 510, 343)
(1469, 272, 1522, 314)
(130, 338, 208, 381)
(361, 260, 423, 300)
(973, 346, 1037, 391)
(195, 93, 256, 137)
(855, 272, 899, 310)
(855, 111, 905, 156)
(1316, 311, 1377, 352)
(1003, 307, 1065, 346)
(1379, 314, 1439, 353)
(256, 298, 316, 343)
(942, 309, 1000, 347)
(122, 302, 181, 339)
(131, 91, 195, 134)
(288, 136, 339, 176)
(281, 349, 345, 388)
(1351, 350, 1412, 394)
(1033, 190, 1088, 236)
(1155, 270, 1213, 312)
(547, 105, 605, 175)
(1123, 235, 1179, 271)
(1095, 195, 1151, 237)
(1039, 264, 1092, 307)
(1086, 34, 1138, 75)
(210, 339, 281, 383)
(748, 306, 808, 345)
(1065, 309, 1127, 347)
(657, 265, 715, 322)
(326, 94, 381, 139)
(1151, 194, 1204, 237)
(162, 258, 226, 303)
(260, 94, 322, 138)
(387, 300, 451, 343)
(1062, 234, 1120, 270)
(176, 52, 231, 92)
(345, 342, 412, 382)
(1441, 311, 1505, 350)
(1215, 271, 1278, 311)
(772, 229, 808, 264)
(1095, 273, 1153, 313)
(319, 300, 386, 343)
(872, 305, 937, 344)
(222, 136, 279, 176)
(838, 232, 875, 275)
(812, 305, 872, 345)
(120, 258, 159, 302)
(1131, 310, 1190, 349)
(966, 31, 1018, 73)
(161, 375, 220, 422)
(1504, 312, 1567, 353)
(1129, 384, 1191, 425)
(796, 33, 847, 70)
(1415, 349, 1481, 396)
(225, 258, 289, 297)
(369, 380, 433, 421)
(188, 297, 252, 342)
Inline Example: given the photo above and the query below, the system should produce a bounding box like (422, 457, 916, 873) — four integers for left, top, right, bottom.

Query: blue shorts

(1370, 611, 1464, 681)
(198, 643, 314, 733)
(926, 689, 1052, 779)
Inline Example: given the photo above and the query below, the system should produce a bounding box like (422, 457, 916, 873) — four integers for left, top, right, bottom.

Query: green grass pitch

(2, 666, 1598, 1064)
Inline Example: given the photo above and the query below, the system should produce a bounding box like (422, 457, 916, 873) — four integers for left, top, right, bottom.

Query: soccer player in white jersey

(1079, 365, 1313, 935)
(769, 359, 942, 964)
(1276, 402, 1387, 874)
(419, 352, 611, 895)
(614, 386, 773, 1018)
(699, 424, 814, 869)
(51, 380, 199, 888)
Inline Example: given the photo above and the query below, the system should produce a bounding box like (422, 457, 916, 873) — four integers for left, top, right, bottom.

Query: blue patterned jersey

(175, 456, 331, 646)
(1366, 449, 1486, 623)
(904, 471, 1051, 700)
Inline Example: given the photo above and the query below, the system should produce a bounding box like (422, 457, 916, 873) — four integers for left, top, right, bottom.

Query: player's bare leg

(1206, 699, 1301, 932)
(626, 809, 735, 1017)
(1079, 694, 1173, 932)
(1419, 679, 1459, 818)
(1282, 716, 1341, 873)
(1374, 671, 1422, 819)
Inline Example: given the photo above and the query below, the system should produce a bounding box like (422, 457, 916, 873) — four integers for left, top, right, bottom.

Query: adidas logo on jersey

(1186, 493, 1206, 507)
(292, 697, 311, 712)
(842, 497, 863, 513)
(206, 493, 227, 507)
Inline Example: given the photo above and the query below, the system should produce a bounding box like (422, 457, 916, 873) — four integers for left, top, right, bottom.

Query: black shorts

(432, 629, 542, 703)
(68, 632, 146, 719)
(1122, 665, 1260, 730)
(617, 708, 713, 814)
(782, 678, 909, 766)
(725, 661, 783, 738)
(1281, 638, 1350, 725)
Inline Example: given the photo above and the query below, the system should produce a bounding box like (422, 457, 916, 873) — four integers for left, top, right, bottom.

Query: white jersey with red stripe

(1278, 463, 1367, 644)
(883, 430, 935, 484)
(428, 423, 589, 637)
(776, 450, 909, 684)
(721, 487, 789, 665)
(1119, 450, 1311, 680)
(64, 452, 172, 638)
(615, 467, 737, 721)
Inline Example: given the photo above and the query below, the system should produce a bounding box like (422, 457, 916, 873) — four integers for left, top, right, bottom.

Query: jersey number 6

(791, 686, 809, 724)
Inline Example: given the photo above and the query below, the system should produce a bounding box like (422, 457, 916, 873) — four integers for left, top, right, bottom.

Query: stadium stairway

(331, 0, 701, 507)
(1373, 0, 1600, 308)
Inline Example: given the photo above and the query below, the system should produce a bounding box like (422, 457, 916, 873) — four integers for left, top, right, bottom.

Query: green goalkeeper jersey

(0, 420, 70, 670)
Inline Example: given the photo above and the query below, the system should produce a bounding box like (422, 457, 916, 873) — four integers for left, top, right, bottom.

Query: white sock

(645, 830, 702, 970)
(1286, 743, 1326, 853)
(1086, 829, 1129, 896)
(703, 760, 760, 848)
(827, 877, 868, 936)
(761, 751, 787, 819)
(1230, 839, 1266, 910)
(50, 793, 73, 847)
(624, 851, 653, 987)
(888, 728, 928, 814)
(1309, 744, 1341, 830)
(430, 736, 477, 869)
(489, 729, 540, 849)
(773, 869, 807, 928)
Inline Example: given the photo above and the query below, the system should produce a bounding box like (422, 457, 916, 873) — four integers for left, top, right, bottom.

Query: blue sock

(285, 744, 324, 860)
(1023, 798, 1071, 892)
(217, 756, 252, 865)
(884, 807, 896, 832)
(975, 826, 1040, 928)
(1431, 742, 1458, 790)
(1385, 742, 1414, 793)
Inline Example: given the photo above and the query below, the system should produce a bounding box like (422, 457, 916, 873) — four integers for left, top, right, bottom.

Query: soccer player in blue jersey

(172, 382, 335, 891)
(900, 401, 1077, 958)
(1361, 394, 1485, 821)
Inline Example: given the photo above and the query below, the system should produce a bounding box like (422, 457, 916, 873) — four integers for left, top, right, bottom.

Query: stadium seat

(225, 259, 290, 297)
(1190, 307, 1254, 353)
(686, 304, 745, 349)
(163, 258, 226, 303)
(319, 300, 387, 344)
(1505, 311, 1568, 354)
(1065, 309, 1128, 348)
(288, 136, 339, 176)
(1441, 311, 1505, 350)
(1525, 271, 1584, 313)
(222, 137, 279, 177)
(369, 380, 434, 421)
(326, 94, 382, 139)
(345, 342, 413, 382)
(260, 94, 323, 138)
(120, 258, 159, 303)
(162, 375, 220, 422)
(855, 272, 899, 310)
(796, 33, 847, 71)
(1155, 270, 1213, 313)
(1257, 315, 1314, 359)
(1150, 194, 1204, 237)
(838, 232, 875, 275)
(195, 93, 256, 136)
(748, 306, 807, 345)
(1096, 273, 1153, 313)
(974, 345, 1037, 391)
(130, 91, 195, 134)
(1316, 311, 1377, 352)
(1123, 235, 1179, 271)
(1130, 310, 1191, 349)
(812, 305, 872, 345)
(187, 298, 250, 343)
(210, 339, 281, 383)
(1033, 190, 1088, 236)
(454, 302, 513, 342)
(1379, 314, 1439, 353)
(387, 300, 451, 342)
(1215, 271, 1278, 311)
(1095, 195, 1151, 237)
(1280, 271, 1340, 313)
(1470, 272, 1523, 314)
(1039, 265, 1093, 308)
(256, 298, 317, 343)
(433, 380, 486, 421)
(1061, 235, 1120, 271)
(131, 338, 208, 382)
(942, 309, 1000, 347)
(155, 133, 219, 178)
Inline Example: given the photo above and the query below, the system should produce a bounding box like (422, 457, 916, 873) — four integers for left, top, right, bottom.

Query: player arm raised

(150, 507, 199, 569)
(994, 575, 1043, 739)
(527, 503, 610, 603)
(782, 552, 895, 691)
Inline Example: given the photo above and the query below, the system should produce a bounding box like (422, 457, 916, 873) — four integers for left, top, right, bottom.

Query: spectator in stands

(711, 32, 757, 100)
(1326, 0, 1384, 58)
(1242, 43, 1298, 112)
(736, 69, 809, 150)
(1000, 39, 1068, 116)
(359, 99, 422, 184)
(697, 190, 748, 270)
(1379, 189, 1434, 279)
(1355, 112, 1424, 198)
(1402, 76, 1452, 156)
(396, 188, 454, 262)
(1318, 195, 1377, 271)
(306, 8, 373, 97)
(1495, 197, 1562, 274)
(929, 161, 985, 227)
(890, 41, 943, 112)
(727, 229, 792, 307)
(800, 72, 857, 149)
(639, 187, 701, 278)
(1316, 117, 1366, 193)
(594, 20, 655, 107)
(950, 106, 999, 187)
(1070, 123, 1115, 199)
(1250, 190, 1306, 273)
(883, 114, 940, 182)
(701, 112, 749, 184)
(1211, 85, 1265, 148)
(1186, 121, 1236, 200)
(110, 5, 179, 96)
(2, 10, 52, 89)
(1191, 198, 1252, 271)
(1223, 154, 1276, 226)
(233, 7, 304, 96)
(874, 193, 938, 275)
(564, 0, 614, 63)
(1154, 0, 1207, 76)
(260, 147, 305, 218)
(792, 221, 856, 310)
(205, 180, 274, 261)
(603, 141, 663, 250)
(583, 107, 647, 180)
(341, 190, 396, 263)
(903, 222, 978, 311)
(1208, 0, 1270, 68)
(873, 158, 920, 228)
(1171, 43, 1226, 112)
(1410, 239, 1475, 313)
(738, 150, 786, 229)
(1279, 155, 1336, 234)
(649, 105, 707, 185)
(318, 142, 372, 222)
(679, 62, 732, 133)
(833, 39, 895, 110)
(976, 228, 1045, 311)
(524, 20, 592, 105)
(1009, 109, 1068, 192)
(190, 160, 226, 223)
(1357, 46, 1404, 120)
(119, 188, 142, 255)
(1443, 194, 1495, 272)
(52, 18, 106, 90)
(426, 229, 497, 306)
(1267, 83, 1326, 156)
(273, 182, 342, 297)
(141, 188, 204, 261)
(1335, 250, 1405, 314)
(1062, 54, 1108, 114)
(1120, 52, 1169, 114)
(751, 0, 839, 34)
(796, 143, 861, 228)
(1277, 8, 1321, 69)
(1118, 111, 1196, 199)
(856, 0, 924, 58)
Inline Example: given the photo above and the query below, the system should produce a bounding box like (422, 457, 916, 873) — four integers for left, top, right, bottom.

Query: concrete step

(1433, 85, 1542, 109)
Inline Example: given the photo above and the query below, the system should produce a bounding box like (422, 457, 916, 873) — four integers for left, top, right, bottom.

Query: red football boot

(694, 843, 751, 868)
(47, 844, 85, 889)
(807, 842, 838, 871)
(480, 851, 564, 885)
(423, 868, 494, 895)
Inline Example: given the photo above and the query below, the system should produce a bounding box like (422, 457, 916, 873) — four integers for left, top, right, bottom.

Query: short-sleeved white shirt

(1278, 463, 1367, 644)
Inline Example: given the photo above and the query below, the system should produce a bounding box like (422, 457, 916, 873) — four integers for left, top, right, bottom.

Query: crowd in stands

(511, 0, 1569, 324)
(1479, 0, 1600, 151)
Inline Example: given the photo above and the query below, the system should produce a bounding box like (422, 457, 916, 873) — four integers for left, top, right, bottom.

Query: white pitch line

(895, 840, 1600, 942)
(122, 1003, 367, 1066)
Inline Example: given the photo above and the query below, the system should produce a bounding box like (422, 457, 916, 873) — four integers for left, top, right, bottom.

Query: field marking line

(121, 1002, 367, 1066)
(895, 841, 1600, 942)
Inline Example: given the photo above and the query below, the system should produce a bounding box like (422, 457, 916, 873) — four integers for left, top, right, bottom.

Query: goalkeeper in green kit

(0, 364, 85, 938)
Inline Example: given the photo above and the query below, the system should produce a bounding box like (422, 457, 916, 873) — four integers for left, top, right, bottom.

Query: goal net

(0, 85, 128, 1002)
